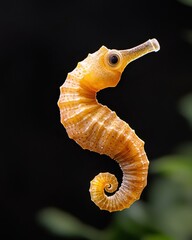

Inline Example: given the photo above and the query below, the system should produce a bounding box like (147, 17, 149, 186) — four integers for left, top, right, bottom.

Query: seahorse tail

(89, 151, 149, 212)
(89, 172, 119, 212)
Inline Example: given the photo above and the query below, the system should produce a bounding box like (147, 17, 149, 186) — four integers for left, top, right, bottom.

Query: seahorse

(58, 39, 160, 212)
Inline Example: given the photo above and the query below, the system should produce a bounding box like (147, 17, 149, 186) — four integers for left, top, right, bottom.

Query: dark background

(1, 0, 192, 239)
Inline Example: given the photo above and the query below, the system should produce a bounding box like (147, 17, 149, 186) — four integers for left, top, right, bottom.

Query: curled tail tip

(89, 172, 143, 212)
(89, 172, 119, 212)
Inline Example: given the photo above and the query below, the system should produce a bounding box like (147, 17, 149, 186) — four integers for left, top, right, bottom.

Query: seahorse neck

(67, 64, 99, 104)
(79, 81, 97, 101)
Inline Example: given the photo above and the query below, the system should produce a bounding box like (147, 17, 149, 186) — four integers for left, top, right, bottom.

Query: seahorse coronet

(58, 38, 160, 212)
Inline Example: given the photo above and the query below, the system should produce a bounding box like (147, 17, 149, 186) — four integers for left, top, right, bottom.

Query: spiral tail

(89, 150, 149, 212)
(89, 173, 119, 212)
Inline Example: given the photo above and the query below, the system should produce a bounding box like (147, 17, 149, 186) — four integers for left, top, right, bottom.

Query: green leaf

(150, 155, 192, 186)
(182, 29, 192, 44)
(162, 205, 192, 240)
(142, 233, 173, 240)
(150, 203, 192, 240)
(175, 142, 192, 156)
(113, 202, 154, 237)
(37, 207, 102, 240)
(123, 201, 150, 226)
(148, 178, 192, 234)
(177, 0, 192, 7)
(178, 93, 192, 127)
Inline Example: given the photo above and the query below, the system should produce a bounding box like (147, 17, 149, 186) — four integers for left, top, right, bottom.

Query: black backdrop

(1, 0, 192, 239)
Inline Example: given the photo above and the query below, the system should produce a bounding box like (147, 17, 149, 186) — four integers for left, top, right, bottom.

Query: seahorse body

(58, 39, 160, 212)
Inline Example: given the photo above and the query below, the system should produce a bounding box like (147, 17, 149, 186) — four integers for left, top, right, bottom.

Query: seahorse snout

(119, 38, 160, 71)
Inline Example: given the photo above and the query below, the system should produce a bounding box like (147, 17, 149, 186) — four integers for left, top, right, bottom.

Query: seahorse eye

(107, 51, 121, 67)
(109, 54, 119, 65)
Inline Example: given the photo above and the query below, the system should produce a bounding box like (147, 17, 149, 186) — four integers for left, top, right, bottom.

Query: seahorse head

(82, 39, 160, 92)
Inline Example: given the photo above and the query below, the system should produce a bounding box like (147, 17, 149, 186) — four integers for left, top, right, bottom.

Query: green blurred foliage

(37, 92, 192, 240)
(37, 208, 102, 240)
(182, 29, 192, 44)
(178, 93, 192, 128)
(177, 0, 192, 7)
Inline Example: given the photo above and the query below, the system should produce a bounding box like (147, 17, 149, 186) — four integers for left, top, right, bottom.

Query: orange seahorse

(58, 39, 160, 212)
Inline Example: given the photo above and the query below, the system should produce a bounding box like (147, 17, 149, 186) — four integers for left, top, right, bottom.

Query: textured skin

(58, 39, 160, 212)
